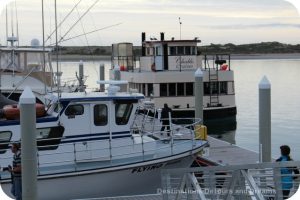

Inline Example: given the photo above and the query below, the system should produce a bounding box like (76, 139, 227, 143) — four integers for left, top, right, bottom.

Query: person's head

(280, 145, 290, 156)
(11, 143, 21, 153)
(164, 103, 168, 109)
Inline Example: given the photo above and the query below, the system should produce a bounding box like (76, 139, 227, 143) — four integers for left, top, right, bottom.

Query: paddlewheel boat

(111, 32, 237, 128)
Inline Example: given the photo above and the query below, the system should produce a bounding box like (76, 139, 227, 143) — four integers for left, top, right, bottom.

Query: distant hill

(51, 42, 300, 55)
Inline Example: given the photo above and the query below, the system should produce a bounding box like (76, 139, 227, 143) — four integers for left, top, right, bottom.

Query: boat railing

(0, 119, 206, 176)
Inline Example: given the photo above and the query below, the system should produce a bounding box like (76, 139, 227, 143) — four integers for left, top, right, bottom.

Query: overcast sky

(0, 0, 299, 46)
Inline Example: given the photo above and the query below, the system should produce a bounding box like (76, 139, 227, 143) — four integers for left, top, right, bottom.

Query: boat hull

(1, 153, 196, 199)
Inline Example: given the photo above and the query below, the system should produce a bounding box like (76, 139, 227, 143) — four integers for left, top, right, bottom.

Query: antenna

(179, 17, 182, 40)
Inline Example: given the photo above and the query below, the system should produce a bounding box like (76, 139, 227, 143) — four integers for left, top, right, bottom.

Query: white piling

(19, 87, 37, 200)
(259, 76, 271, 162)
(78, 60, 84, 92)
(99, 64, 105, 92)
(114, 65, 121, 81)
(194, 68, 203, 122)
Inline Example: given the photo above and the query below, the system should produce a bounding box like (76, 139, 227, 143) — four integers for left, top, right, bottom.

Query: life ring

(3, 103, 46, 120)
(151, 63, 156, 71)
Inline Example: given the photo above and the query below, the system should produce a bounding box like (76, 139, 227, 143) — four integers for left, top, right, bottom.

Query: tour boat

(111, 32, 237, 127)
(0, 82, 207, 199)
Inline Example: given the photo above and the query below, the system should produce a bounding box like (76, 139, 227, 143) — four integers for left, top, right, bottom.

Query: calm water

(58, 59, 300, 160)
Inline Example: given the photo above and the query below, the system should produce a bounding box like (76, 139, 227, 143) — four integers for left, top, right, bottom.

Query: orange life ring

(151, 63, 156, 71)
(3, 103, 46, 120)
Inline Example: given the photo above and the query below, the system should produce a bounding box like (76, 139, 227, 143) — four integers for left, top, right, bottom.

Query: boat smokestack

(160, 32, 165, 41)
(142, 32, 146, 56)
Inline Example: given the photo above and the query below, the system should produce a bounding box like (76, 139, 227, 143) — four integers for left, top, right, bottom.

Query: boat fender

(3, 103, 46, 120)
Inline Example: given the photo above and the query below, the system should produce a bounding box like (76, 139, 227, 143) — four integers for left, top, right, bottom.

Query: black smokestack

(142, 32, 146, 56)
(160, 32, 164, 41)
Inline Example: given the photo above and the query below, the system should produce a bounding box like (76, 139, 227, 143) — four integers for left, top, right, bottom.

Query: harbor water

(58, 58, 300, 161)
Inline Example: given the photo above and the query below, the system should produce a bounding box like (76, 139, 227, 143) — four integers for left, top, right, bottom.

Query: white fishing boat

(0, 37, 84, 103)
(0, 81, 207, 199)
(111, 32, 237, 127)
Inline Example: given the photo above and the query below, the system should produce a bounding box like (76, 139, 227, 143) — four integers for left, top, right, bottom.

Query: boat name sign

(173, 56, 196, 70)
(131, 163, 166, 173)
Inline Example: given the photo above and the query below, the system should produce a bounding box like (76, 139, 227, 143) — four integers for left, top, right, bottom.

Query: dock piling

(19, 87, 38, 200)
(78, 60, 85, 92)
(194, 68, 203, 122)
(259, 76, 271, 162)
(99, 64, 105, 92)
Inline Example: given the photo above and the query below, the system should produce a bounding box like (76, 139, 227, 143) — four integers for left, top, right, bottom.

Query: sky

(0, 0, 300, 46)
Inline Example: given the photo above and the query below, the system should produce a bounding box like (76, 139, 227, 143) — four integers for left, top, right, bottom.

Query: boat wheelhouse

(0, 84, 207, 199)
(0, 38, 83, 103)
(111, 32, 237, 127)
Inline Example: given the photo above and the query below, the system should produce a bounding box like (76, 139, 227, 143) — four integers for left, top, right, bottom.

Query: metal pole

(78, 60, 84, 92)
(259, 76, 271, 162)
(194, 68, 203, 122)
(20, 87, 37, 200)
(99, 64, 105, 92)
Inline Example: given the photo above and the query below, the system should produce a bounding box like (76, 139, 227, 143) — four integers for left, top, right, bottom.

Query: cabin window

(169, 46, 176, 55)
(210, 82, 219, 94)
(178, 46, 184, 55)
(160, 83, 168, 97)
(220, 82, 228, 94)
(169, 83, 176, 96)
(185, 46, 191, 55)
(191, 47, 196, 55)
(177, 83, 185, 96)
(147, 84, 153, 97)
(36, 126, 65, 150)
(115, 103, 133, 125)
(186, 83, 194, 96)
(65, 104, 84, 116)
(94, 104, 108, 126)
(156, 46, 162, 56)
(204, 82, 210, 95)
(0, 131, 12, 154)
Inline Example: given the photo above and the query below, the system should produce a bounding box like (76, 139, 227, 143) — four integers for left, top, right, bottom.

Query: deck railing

(0, 117, 205, 178)
(161, 161, 300, 200)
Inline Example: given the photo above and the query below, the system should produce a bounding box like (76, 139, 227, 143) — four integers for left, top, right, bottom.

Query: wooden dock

(204, 135, 260, 165)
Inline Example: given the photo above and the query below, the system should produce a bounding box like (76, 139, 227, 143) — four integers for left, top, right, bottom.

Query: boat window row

(129, 82, 234, 97)
(0, 126, 65, 153)
(146, 46, 197, 56)
(65, 103, 133, 126)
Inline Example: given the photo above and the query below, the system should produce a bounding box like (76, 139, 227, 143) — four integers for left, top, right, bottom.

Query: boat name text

(131, 163, 165, 173)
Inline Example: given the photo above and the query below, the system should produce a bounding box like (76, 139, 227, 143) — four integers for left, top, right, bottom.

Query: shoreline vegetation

(12, 41, 300, 61)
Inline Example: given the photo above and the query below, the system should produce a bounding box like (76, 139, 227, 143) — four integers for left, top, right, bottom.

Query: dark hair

(164, 103, 168, 108)
(12, 142, 21, 150)
(280, 145, 290, 156)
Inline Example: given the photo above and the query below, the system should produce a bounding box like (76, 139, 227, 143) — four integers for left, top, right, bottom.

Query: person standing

(160, 103, 172, 136)
(276, 145, 299, 199)
(9, 143, 22, 200)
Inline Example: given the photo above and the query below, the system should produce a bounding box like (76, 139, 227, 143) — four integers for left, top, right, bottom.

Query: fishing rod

(44, 0, 83, 44)
(56, 0, 100, 45)
(52, 22, 122, 45)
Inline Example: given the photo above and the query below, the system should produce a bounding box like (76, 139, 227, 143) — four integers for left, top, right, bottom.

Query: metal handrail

(161, 161, 300, 200)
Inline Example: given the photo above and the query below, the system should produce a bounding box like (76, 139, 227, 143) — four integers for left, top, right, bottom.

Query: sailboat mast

(42, 0, 47, 95)
(54, 0, 60, 97)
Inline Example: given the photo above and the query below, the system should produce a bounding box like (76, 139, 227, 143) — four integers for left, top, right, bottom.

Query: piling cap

(195, 68, 203, 77)
(79, 60, 84, 66)
(259, 76, 271, 89)
(19, 87, 35, 104)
